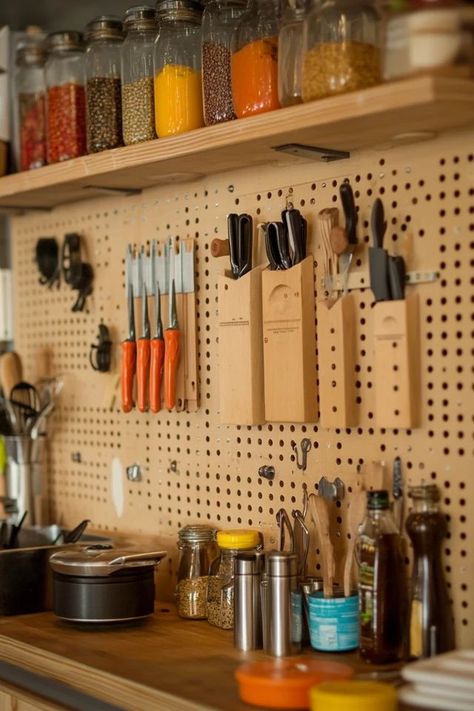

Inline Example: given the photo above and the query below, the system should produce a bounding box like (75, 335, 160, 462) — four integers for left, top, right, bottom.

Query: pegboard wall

(11, 128, 473, 647)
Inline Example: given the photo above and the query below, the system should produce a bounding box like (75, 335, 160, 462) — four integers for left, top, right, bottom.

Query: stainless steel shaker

(262, 551, 302, 657)
(234, 551, 265, 651)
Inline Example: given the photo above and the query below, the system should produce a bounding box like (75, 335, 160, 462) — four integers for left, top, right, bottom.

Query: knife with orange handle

(150, 283, 165, 413)
(164, 278, 180, 410)
(121, 282, 136, 413)
(136, 283, 151, 412)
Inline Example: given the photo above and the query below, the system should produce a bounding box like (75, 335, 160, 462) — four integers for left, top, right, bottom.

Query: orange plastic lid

(235, 658, 355, 710)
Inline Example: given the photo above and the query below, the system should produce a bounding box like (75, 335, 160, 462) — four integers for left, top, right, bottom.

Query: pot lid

(49, 545, 167, 577)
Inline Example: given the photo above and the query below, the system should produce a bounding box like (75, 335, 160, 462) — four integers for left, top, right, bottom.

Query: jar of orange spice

(231, 0, 281, 119)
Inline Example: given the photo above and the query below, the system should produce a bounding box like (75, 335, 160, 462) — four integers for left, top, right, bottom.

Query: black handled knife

(369, 198, 391, 301)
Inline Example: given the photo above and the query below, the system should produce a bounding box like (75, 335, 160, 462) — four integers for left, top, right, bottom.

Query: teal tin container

(308, 590, 359, 652)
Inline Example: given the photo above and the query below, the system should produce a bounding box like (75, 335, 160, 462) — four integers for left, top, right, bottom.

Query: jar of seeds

(207, 529, 261, 630)
(176, 524, 218, 619)
(15, 40, 47, 171)
(302, 0, 381, 103)
(278, 0, 307, 107)
(85, 16, 124, 154)
(201, 0, 246, 126)
(121, 6, 158, 145)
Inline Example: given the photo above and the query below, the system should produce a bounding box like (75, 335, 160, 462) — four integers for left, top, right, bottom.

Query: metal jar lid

(156, 0, 203, 22)
(46, 31, 85, 54)
(235, 550, 266, 576)
(49, 546, 167, 577)
(408, 483, 440, 502)
(124, 5, 159, 31)
(178, 524, 216, 543)
(16, 41, 46, 67)
(265, 551, 297, 577)
(85, 16, 124, 43)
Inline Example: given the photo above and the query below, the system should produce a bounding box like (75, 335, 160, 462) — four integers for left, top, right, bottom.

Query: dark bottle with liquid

(358, 489, 407, 663)
(405, 484, 455, 659)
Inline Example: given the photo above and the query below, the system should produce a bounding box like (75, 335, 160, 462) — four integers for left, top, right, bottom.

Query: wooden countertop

(0, 606, 422, 711)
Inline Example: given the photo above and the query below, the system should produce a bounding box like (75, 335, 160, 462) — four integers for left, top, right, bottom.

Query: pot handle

(108, 550, 167, 567)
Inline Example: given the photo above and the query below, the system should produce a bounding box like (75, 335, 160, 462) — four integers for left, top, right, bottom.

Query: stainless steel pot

(49, 546, 167, 623)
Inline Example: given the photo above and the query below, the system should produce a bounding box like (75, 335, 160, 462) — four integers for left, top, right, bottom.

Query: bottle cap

(310, 680, 397, 711)
(85, 16, 123, 43)
(178, 524, 216, 543)
(408, 484, 440, 502)
(216, 529, 260, 550)
(367, 489, 390, 510)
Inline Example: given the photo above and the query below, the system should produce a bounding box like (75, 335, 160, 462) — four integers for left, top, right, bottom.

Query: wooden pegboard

(11, 127, 473, 647)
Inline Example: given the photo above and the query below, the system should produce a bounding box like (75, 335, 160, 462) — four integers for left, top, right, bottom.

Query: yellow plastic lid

(216, 529, 260, 550)
(310, 680, 397, 711)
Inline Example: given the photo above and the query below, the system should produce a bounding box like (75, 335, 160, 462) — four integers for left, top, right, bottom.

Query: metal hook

(302, 482, 309, 518)
(292, 438, 312, 472)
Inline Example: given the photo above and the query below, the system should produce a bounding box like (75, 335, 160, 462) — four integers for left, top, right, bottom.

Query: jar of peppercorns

(154, 0, 204, 137)
(121, 6, 158, 145)
(85, 16, 124, 154)
(201, 0, 246, 126)
(15, 40, 47, 171)
(302, 0, 381, 103)
(45, 31, 87, 163)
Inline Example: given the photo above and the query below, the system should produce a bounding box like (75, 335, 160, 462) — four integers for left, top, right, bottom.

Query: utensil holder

(308, 590, 359, 652)
(373, 293, 420, 428)
(317, 294, 357, 428)
(218, 266, 265, 425)
(262, 256, 317, 423)
(3, 435, 47, 526)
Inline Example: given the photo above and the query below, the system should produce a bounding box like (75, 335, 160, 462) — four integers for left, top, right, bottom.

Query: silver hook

(292, 438, 312, 471)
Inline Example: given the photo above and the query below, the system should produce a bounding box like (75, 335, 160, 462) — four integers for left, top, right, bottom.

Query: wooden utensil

(211, 238, 229, 258)
(362, 460, 387, 492)
(309, 493, 334, 598)
(317, 208, 339, 294)
(343, 488, 366, 597)
(0, 351, 23, 399)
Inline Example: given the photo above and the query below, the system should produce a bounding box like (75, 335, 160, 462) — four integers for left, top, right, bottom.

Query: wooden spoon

(0, 351, 23, 399)
(343, 488, 367, 597)
(309, 493, 334, 598)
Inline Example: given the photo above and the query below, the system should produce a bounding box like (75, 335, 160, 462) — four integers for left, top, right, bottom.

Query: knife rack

(317, 294, 357, 428)
(373, 293, 421, 429)
(218, 266, 265, 425)
(262, 256, 317, 423)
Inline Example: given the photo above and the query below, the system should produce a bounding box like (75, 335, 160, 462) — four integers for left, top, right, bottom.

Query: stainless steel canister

(262, 551, 302, 657)
(3, 435, 46, 526)
(234, 551, 265, 651)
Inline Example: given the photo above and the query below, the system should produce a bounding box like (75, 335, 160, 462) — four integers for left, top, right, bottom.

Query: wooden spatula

(309, 493, 334, 598)
(343, 488, 367, 597)
(0, 351, 23, 399)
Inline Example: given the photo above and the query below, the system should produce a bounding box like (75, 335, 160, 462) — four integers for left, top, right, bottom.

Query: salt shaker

(234, 551, 265, 651)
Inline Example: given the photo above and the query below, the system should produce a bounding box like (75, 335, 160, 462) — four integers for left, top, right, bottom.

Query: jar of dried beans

(207, 529, 261, 630)
(45, 31, 86, 164)
(121, 6, 158, 145)
(231, 0, 281, 118)
(302, 0, 381, 103)
(15, 40, 47, 171)
(85, 16, 124, 153)
(154, 0, 204, 137)
(201, 0, 246, 126)
(176, 524, 218, 619)
(278, 0, 307, 107)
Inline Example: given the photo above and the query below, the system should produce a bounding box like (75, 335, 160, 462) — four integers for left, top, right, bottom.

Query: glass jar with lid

(15, 40, 47, 171)
(176, 524, 218, 619)
(231, 0, 281, 118)
(278, 0, 307, 107)
(85, 16, 124, 153)
(154, 0, 204, 137)
(207, 528, 261, 629)
(45, 31, 86, 164)
(302, 0, 381, 103)
(201, 0, 246, 126)
(121, 6, 158, 145)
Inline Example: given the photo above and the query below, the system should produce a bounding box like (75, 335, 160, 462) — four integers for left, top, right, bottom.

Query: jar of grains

(201, 0, 246, 126)
(154, 0, 204, 137)
(45, 31, 86, 164)
(207, 529, 261, 630)
(85, 16, 124, 153)
(278, 0, 307, 107)
(176, 524, 218, 619)
(121, 6, 158, 145)
(231, 0, 281, 118)
(302, 0, 381, 103)
(15, 40, 47, 171)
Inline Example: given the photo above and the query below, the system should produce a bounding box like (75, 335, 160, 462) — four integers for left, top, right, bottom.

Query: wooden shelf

(0, 75, 473, 211)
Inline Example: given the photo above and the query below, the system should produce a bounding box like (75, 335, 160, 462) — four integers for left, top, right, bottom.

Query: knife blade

(388, 255, 406, 300)
(369, 198, 391, 301)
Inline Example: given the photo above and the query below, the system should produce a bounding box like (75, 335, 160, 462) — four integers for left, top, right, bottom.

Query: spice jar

(154, 0, 204, 137)
(231, 0, 281, 118)
(45, 31, 86, 164)
(302, 0, 381, 103)
(201, 0, 246, 126)
(121, 6, 158, 145)
(207, 528, 261, 629)
(15, 41, 47, 171)
(176, 524, 218, 619)
(85, 16, 124, 154)
(278, 0, 307, 107)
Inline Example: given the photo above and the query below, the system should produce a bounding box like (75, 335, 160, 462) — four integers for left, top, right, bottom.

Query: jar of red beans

(85, 16, 124, 153)
(15, 40, 47, 171)
(45, 31, 87, 163)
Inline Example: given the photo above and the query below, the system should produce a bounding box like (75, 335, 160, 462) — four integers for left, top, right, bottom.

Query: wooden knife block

(218, 266, 265, 425)
(373, 292, 420, 429)
(317, 294, 357, 428)
(262, 256, 317, 423)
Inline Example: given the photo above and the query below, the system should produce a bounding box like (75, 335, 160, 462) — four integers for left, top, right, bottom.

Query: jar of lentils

(154, 0, 204, 138)
(45, 31, 86, 164)
(15, 40, 47, 171)
(207, 529, 261, 630)
(302, 0, 381, 103)
(85, 16, 124, 153)
(121, 6, 158, 145)
(176, 524, 218, 619)
(201, 0, 246, 126)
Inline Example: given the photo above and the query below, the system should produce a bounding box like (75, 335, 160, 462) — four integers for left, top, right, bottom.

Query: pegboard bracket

(82, 185, 143, 197)
(273, 143, 350, 162)
(320, 269, 439, 293)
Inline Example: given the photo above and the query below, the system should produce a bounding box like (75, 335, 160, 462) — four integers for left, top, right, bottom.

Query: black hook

(89, 324, 112, 372)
